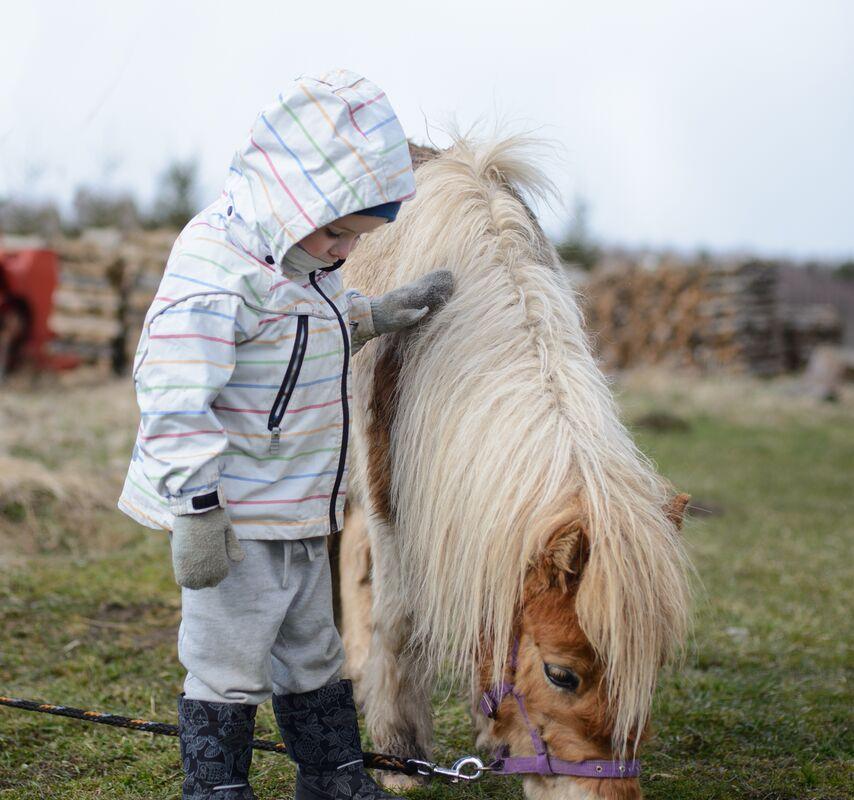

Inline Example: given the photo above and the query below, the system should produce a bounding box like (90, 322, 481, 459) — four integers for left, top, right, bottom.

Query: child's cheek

(299, 232, 331, 259)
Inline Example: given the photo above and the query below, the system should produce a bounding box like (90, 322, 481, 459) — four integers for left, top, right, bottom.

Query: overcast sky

(2, 0, 852, 258)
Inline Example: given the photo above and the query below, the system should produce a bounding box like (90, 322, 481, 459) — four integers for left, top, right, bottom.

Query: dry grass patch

(0, 375, 138, 560)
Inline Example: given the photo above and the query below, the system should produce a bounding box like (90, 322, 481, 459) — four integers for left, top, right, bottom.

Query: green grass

(1, 379, 852, 799)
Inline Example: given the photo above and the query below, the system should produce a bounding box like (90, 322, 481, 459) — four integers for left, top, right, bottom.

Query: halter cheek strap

(478, 639, 640, 780)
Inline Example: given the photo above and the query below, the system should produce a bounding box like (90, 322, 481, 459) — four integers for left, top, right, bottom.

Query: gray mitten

(170, 507, 245, 590)
(370, 269, 455, 335)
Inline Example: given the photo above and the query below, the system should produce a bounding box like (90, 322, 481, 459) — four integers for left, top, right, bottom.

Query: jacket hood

(222, 68, 416, 268)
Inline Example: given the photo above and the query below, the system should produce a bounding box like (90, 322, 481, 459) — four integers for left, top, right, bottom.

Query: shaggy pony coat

(344, 136, 691, 756)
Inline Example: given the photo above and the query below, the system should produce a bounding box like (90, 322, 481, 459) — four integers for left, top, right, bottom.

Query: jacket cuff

(346, 290, 376, 346)
(168, 483, 227, 516)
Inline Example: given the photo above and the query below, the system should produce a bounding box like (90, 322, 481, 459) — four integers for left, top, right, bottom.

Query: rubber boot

(272, 679, 403, 800)
(177, 694, 257, 800)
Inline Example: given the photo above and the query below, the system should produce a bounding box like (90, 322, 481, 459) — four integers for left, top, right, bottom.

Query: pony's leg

(338, 501, 374, 706)
(362, 513, 435, 790)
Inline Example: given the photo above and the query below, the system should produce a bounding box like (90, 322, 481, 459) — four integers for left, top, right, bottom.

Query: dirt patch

(633, 410, 692, 432)
(81, 600, 181, 650)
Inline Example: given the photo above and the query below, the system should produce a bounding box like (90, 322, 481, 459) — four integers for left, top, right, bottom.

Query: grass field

(0, 370, 851, 799)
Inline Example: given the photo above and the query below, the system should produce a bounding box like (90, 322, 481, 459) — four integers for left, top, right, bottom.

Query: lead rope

(0, 695, 485, 782)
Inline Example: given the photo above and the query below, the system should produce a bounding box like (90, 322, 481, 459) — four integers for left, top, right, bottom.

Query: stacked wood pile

(49, 229, 174, 372)
(44, 224, 849, 380)
(580, 255, 786, 375)
(781, 304, 843, 371)
(49, 231, 124, 371)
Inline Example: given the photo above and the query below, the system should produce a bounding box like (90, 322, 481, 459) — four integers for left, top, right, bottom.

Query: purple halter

(478, 639, 640, 780)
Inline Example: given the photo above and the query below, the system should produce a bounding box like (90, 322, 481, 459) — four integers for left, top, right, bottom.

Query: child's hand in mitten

(370, 269, 455, 334)
(170, 507, 244, 589)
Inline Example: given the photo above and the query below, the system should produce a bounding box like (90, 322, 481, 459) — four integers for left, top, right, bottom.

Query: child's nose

(331, 239, 354, 258)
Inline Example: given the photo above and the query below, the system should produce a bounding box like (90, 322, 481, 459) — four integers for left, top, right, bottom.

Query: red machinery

(0, 248, 79, 372)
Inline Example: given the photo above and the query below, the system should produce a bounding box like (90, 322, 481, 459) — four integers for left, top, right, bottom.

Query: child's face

(297, 213, 387, 264)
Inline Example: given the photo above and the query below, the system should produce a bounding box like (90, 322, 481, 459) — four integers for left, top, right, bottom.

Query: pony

(336, 136, 692, 800)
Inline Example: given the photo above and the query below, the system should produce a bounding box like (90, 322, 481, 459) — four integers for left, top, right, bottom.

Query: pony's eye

(543, 663, 580, 692)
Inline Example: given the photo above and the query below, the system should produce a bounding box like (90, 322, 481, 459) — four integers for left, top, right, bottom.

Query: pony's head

(345, 134, 693, 799)
(479, 494, 691, 800)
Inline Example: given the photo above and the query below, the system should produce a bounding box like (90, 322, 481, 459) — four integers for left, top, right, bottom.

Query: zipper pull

(269, 427, 281, 454)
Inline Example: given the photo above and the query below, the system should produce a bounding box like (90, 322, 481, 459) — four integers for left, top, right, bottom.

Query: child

(118, 68, 453, 800)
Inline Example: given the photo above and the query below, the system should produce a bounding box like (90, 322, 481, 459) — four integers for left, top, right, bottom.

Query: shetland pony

(338, 137, 692, 800)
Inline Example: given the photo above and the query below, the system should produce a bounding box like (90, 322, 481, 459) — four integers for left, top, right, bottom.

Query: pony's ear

(528, 519, 589, 595)
(665, 493, 691, 531)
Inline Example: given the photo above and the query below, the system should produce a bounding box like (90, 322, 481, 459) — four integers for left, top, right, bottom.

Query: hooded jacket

(117, 68, 416, 540)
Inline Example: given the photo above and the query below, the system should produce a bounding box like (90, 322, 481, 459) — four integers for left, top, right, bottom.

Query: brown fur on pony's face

(479, 497, 688, 800)
(479, 526, 642, 800)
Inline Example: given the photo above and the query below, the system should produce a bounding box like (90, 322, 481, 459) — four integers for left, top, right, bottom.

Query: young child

(118, 68, 453, 800)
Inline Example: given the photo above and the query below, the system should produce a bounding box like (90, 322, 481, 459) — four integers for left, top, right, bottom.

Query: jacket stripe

(227, 374, 339, 390)
(239, 155, 295, 239)
(249, 135, 315, 228)
(189, 220, 227, 233)
(228, 492, 346, 505)
(212, 396, 349, 415)
(277, 95, 364, 206)
(119, 498, 165, 528)
(222, 469, 340, 484)
(380, 138, 408, 156)
(222, 447, 338, 461)
(139, 383, 224, 392)
(143, 359, 235, 369)
(170, 273, 230, 292)
(261, 111, 340, 217)
(225, 422, 342, 439)
(127, 475, 168, 505)
(236, 349, 342, 365)
(140, 410, 210, 416)
(150, 334, 234, 346)
(364, 115, 397, 136)
(140, 429, 225, 441)
(161, 306, 246, 331)
(194, 235, 275, 272)
(248, 324, 338, 345)
(350, 89, 387, 114)
(174, 254, 266, 306)
(182, 479, 221, 493)
(230, 517, 328, 526)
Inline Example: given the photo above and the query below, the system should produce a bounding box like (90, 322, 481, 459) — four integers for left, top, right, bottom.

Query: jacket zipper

(309, 272, 349, 533)
(267, 314, 309, 454)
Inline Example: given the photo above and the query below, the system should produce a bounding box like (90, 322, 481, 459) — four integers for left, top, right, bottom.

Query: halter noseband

(478, 639, 640, 779)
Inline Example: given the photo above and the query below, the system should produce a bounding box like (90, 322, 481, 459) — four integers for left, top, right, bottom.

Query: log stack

(580, 256, 786, 375)
(49, 232, 124, 371)
(49, 229, 174, 372)
(45, 227, 844, 380)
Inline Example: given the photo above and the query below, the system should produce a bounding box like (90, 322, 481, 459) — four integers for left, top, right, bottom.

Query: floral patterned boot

(272, 679, 403, 800)
(177, 694, 257, 800)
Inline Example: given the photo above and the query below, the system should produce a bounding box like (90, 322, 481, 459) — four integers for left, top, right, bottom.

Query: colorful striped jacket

(117, 68, 416, 540)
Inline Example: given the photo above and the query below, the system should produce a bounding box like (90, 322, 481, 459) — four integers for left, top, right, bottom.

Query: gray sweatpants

(178, 537, 344, 704)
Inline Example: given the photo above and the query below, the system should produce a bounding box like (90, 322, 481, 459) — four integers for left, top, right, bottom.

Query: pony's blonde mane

(347, 135, 691, 754)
